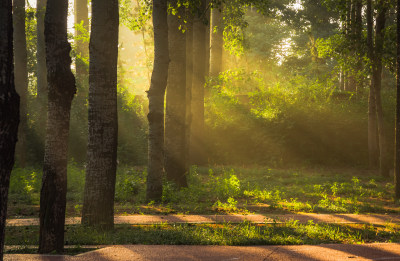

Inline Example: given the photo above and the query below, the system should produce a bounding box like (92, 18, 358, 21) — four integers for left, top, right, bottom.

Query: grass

(7, 164, 400, 218)
(5, 222, 400, 247)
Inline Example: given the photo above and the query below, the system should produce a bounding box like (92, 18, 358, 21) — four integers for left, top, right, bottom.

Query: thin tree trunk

(13, 0, 28, 167)
(185, 12, 193, 171)
(0, 1, 20, 259)
(82, 0, 119, 229)
(146, 0, 169, 202)
(190, 0, 207, 165)
(74, 0, 89, 86)
(395, 0, 400, 200)
(205, 3, 210, 79)
(209, 5, 223, 77)
(39, 0, 76, 253)
(367, 0, 379, 170)
(374, 4, 389, 177)
(354, 0, 363, 92)
(165, 0, 187, 187)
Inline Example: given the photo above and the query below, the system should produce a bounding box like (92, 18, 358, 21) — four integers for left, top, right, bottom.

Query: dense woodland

(2, 0, 400, 257)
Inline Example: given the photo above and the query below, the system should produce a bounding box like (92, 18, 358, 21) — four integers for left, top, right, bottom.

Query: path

(6, 213, 400, 226)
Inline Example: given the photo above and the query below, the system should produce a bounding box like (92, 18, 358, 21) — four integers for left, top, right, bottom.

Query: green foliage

(120, 0, 152, 32)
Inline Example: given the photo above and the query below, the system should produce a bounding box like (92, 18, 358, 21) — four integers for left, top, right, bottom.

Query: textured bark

(396, 0, 400, 200)
(36, 0, 47, 162)
(165, 0, 187, 187)
(146, 0, 169, 202)
(373, 5, 389, 177)
(367, 0, 379, 170)
(190, 0, 207, 165)
(0, 1, 20, 259)
(37, 0, 47, 98)
(82, 0, 119, 229)
(74, 0, 89, 85)
(185, 13, 193, 171)
(209, 6, 223, 77)
(205, 3, 210, 79)
(13, 0, 28, 167)
(39, 0, 76, 253)
(354, 0, 363, 92)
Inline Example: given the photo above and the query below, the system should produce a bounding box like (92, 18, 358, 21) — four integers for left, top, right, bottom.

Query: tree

(146, 0, 169, 202)
(13, 0, 28, 167)
(165, 0, 187, 187)
(209, 4, 223, 77)
(39, 0, 76, 253)
(74, 0, 89, 84)
(0, 1, 20, 259)
(190, 0, 207, 165)
(82, 0, 119, 229)
(185, 11, 194, 171)
(36, 0, 47, 99)
(396, 0, 400, 200)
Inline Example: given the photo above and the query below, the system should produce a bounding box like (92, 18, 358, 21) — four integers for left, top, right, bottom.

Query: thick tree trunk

(0, 1, 20, 259)
(36, 0, 47, 163)
(13, 0, 27, 167)
(165, 0, 187, 187)
(367, 0, 379, 170)
(190, 0, 207, 165)
(395, 0, 400, 200)
(185, 13, 193, 171)
(146, 0, 169, 202)
(209, 6, 223, 77)
(205, 3, 210, 79)
(74, 0, 89, 85)
(374, 5, 389, 177)
(82, 0, 119, 229)
(39, 0, 76, 253)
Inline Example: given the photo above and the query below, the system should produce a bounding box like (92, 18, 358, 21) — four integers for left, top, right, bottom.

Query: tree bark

(205, 3, 210, 79)
(82, 0, 119, 229)
(74, 0, 89, 85)
(165, 0, 187, 187)
(39, 0, 76, 253)
(0, 1, 20, 259)
(13, 0, 27, 167)
(190, 0, 207, 165)
(185, 12, 193, 171)
(395, 0, 400, 200)
(209, 5, 223, 77)
(367, 0, 379, 170)
(373, 4, 389, 177)
(146, 0, 169, 202)
(37, 0, 47, 98)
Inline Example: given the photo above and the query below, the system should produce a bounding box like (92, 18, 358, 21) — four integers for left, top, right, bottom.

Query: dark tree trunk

(190, 0, 207, 165)
(209, 5, 223, 77)
(82, 0, 119, 229)
(367, 0, 379, 170)
(74, 0, 89, 85)
(185, 12, 193, 171)
(37, 0, 47, 98)
(36, 0, 47, 163)
(13, 0, 27, 167)
(205, 3, 210, 79)
(39, 0, 76, 253)
(165, 0, 187, 187)
(354, 0, 363, 92)
(395, 0, 400, 200)
(0, 1, 20, 259)
(146, 0, 169, 202)
(373, 4, 389, 177)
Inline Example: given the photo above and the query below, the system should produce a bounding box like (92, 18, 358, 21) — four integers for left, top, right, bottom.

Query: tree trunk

(82, 0, 119, 229)
(39, 0, 76, 253)
(209, 5, 223, 77)
(165, 0, 187, 187)
(146, 0, 169, 202)
(74, 0, 89, 86)
(0, 1, 20, 259)
(373, 4, 389, 177)
(190, 0, 207, 165)
(367, 0, 379, 170)
(185, 12, 193, 171)
(13, 0, 27, 168)
(395, 0, 400, 200)
(354, 0, 363, 93)
(205, 3, 210, 79)
(36, 0, 47, 164)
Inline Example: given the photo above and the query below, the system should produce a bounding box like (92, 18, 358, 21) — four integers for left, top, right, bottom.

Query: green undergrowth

(7, 164, 400, 218)
(5, 222, 400, 247)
